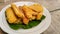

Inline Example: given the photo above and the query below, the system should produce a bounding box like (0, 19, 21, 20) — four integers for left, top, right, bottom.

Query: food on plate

(9, 15, 45, 30)
(5, 7, 20, 24)
(28, 4, 43, 20)
(19, 6, 29, 24)
(5, 3, 46, 30)
(22, 5, 37, 20)
(31, 16, 36, 20)
(36, 13, 43, 20)
(11, 4, 24, 18)
(23, 17, 29, 24)
(29, 4, 43, 13)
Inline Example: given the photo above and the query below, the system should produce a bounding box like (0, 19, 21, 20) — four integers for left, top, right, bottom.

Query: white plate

(0, 1, 51, 34)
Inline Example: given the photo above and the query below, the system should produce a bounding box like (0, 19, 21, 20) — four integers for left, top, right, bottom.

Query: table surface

(0, 0, 60, 34)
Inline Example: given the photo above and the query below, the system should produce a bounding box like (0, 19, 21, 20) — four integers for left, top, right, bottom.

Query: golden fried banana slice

(29, 4, 43, 13)
(15, 18, 21, 24)
(19, 6, 29, 24)
(29, 16, 36, 21)
(22, 5, 37, 20)
(36, 13, 43, 20)
(32, 16, 36, 20)
(23, 17, 29, 25)
(6, 7, 18, 23)
(11, 4, 24, 18)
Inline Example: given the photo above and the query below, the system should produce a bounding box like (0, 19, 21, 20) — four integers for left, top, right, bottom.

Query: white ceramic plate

(0, 1, 51, 34)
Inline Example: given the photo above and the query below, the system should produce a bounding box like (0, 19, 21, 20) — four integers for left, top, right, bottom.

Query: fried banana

(36, 13, 43, 20)
(11, 4, 24, 18)
(29, 16, 36, 21)
(23, 17, 29, 24)
(29, 4, 43, 13)
(19, 6, 29, 24)
(22, 5, 37, 20)
(6, 7, 18, 23)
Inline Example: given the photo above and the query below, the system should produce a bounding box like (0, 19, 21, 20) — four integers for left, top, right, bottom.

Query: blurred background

(0, 0, 60, 34)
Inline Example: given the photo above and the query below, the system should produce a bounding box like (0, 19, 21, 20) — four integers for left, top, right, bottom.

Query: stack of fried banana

(5, 3, 43, 25)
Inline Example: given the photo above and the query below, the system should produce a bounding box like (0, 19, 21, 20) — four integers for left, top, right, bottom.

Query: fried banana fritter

(23, 17, 29, 24)
(29, 4, 43, 20)
(36, 13, 43, 20)
(11, 4, 24, 18)
(22, 5, 37, 20)
(6, 7, 18, 23)
(19, 6, 29, 24)
(29, 4, 43, 13)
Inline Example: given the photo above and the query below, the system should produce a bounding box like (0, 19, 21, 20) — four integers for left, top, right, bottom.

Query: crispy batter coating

(22, 5, 37, 20)
(6, 7, 18, 23)
(22, 17, 29, 24)
(36, 13, 43, 20)
(11, 4, 24, 18)
(29, 4, 43, 20)
(19, 6, 29, 24)
(29, 4, 43, 13)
